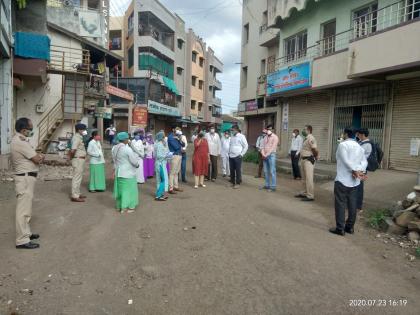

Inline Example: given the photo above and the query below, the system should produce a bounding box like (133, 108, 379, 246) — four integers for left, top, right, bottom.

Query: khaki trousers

(15, 175, 36, 246)
(301, 159, 315, 199)
(169, 155, 182, 190)
(72, 158, 85, 198)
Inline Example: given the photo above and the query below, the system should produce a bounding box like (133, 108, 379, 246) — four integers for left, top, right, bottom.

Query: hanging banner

(132, 105, 148, 126)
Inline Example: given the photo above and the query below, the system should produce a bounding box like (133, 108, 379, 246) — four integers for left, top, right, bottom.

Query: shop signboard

(246, 100, 257, 111)
(132, 105, 148, 126)
(95, 107, 113, 119)
(267, 62, 311, 95)
(148, 100, 181, 117)
(106, 84, 134, 101)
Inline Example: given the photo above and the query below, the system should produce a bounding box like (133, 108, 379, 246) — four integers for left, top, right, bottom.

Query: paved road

(0, 169, 419, 314)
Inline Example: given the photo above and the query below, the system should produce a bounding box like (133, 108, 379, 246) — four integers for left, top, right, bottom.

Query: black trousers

(257, 152, 263, 177)
(229, 156, 242, 185)
(290, 151, 301, 179)
(207, 155, 218, 180)
(356, 180, 364, 210)
(334, 181, 358, 231)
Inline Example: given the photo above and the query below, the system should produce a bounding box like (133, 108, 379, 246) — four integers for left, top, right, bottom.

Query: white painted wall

(0, 58, 13, 155)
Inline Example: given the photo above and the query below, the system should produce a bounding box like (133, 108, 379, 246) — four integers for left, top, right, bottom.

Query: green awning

(163, 76, 179, 95)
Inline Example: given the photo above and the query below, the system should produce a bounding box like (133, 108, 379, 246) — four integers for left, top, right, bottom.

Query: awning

(163, 76, 179, 95)
(13, 58, 47, 79)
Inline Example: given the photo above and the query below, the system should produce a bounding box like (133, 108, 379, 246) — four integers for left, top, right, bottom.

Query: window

(177, 39, 184, 50)
(321, 20, 336, 55)
(267, 55, 276, 73)
(109, 30, 122, 50)
(241, 66, 248, 89)
(128, 45, 134, 69)
(208, 106, 212, 112)
(192, 51, 197, 63)
(128, 12, 134, 37)
(209, 65, 213, 72)
(177, 95, 182, 103)
(191, 100, 196, 110)
(199, 57, 204, 67)
(192, 76, 197, 86)
(209, 86, 213, 92)
(243, 23, 249, 44)
(260, 59, 266, 75)
(407, 0, 420, 20)
(198, 102, 203, 112)
(284, 31, 307, 62)
(199, 80, 203, 90)
(352, 3, 378, 38)
(177, 67, 183, 75)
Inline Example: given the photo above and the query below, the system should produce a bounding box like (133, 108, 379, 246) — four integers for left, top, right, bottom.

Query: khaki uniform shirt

(71, 133, 86, 158)
(301, 134, 317, 158)
(10, 133, 39, 174)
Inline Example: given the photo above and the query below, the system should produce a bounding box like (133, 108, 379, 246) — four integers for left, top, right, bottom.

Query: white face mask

(210, 129, 215, 134)
(267, 130, 273, 136)
(292, 133, 296, 137)
(81, 130, 88, 136)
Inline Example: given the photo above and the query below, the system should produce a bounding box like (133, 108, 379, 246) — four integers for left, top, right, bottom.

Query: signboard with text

(106, 85, 134, 101)
(132, 105, 148, 126)
(267, 62, 311, 95)
(246, 100, 258, 111)
(148, 100, 180, 117)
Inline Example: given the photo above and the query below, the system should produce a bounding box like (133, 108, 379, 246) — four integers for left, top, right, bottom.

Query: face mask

(210, 129, 215, 134)
(94, 136, 101, 141)
(292, 133, 296, 137)
(24, 129, 34, 137)
(301, 131, 308, 137)
(81, 130, 88, 136)
(225, 134, 229, 138)
(267, 130, 273, 136)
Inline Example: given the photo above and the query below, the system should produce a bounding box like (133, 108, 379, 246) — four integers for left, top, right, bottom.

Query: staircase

(37, 99, 64, 153)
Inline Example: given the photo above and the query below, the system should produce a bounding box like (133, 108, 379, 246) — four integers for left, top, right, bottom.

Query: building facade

(239, 0, 420, 172)
(108, 0, 224, 136)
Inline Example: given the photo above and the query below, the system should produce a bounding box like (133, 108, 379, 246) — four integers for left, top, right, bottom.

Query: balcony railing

(85, 74, 106, 98)
(48, 45, 90, 74)
(353, 0, 420, 39)
(267, 0, 420, 74)
(317, 29, 353, 57)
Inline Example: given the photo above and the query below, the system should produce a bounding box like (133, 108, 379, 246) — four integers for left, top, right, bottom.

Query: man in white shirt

(330, 127, 367, 236)
(289, 129, 303, 180)
(205, 126, 222, 182)
(355, 128, 372, 211)
(228, 125, 248, 189)
(221, 130, 231, 177)
(180, 131, 188, 183)
(105, 124, 116, 145)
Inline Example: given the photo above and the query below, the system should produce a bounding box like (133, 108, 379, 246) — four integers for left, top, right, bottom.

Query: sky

(110, 0, 243, 114)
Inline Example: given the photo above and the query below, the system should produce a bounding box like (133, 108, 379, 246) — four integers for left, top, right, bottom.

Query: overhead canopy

(163, 76, 179, 95)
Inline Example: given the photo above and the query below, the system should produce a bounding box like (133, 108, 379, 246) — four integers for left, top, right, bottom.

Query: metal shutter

(288, 92, 331, 160)
(389, 79, 420, 171)
(247, 116, 266, 147)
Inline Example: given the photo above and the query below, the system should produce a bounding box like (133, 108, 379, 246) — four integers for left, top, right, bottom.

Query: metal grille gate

(332, 84, 389, 160)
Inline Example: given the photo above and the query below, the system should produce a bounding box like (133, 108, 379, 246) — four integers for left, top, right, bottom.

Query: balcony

(48, 45, 90, 75)
(214, 79, 222, 90)
(259, 24, 280, 48)
(46, 0, 105, 47)
(257, 75, 267, 96)
(84, 74, 106, 99)
(348, 0, 420, 78)
(138, 36, 175, 61)
(213, 97, 222, 106)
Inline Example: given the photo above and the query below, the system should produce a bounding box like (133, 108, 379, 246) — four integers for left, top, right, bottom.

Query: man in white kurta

(221, 131, 231, 177)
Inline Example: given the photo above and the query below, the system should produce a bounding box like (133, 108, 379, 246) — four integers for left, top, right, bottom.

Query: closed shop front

(288, 92, 331, 160)
(389, 79, 420, 171)
(332, 84, 390, 161)
(246, 114, 276, 147)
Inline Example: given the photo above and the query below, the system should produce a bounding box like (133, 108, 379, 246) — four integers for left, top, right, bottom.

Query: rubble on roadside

(378, 185, 420, 260)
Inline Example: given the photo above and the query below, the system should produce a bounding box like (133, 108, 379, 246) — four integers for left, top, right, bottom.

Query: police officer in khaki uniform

(295, 125, 319, 202)
(70, 123, 88, 202)
(11, 118, 45, 249)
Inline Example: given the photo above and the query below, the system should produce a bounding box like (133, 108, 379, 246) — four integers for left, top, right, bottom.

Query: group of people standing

(9, 114, 375, 249)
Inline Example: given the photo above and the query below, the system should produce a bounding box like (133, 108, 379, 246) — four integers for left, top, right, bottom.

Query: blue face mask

(134, 135, 141, 141)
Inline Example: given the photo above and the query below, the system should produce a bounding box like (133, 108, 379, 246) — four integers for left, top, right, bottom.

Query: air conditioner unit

(36, 104, 45, 113)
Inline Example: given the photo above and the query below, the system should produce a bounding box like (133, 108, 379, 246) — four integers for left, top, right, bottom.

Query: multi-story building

(239, 0, 420, 172)
(110, 0, 224, 135)
(109, 15, 125, 75)
(10, 0, 121, 155)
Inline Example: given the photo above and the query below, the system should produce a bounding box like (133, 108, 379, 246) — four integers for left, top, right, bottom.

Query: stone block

(408, 221, 420, 232)
(381, 218, 407, 235)
(402, 199, 414, 209)
(408, 231, 420, 241)
(396, 212, 417, 227)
